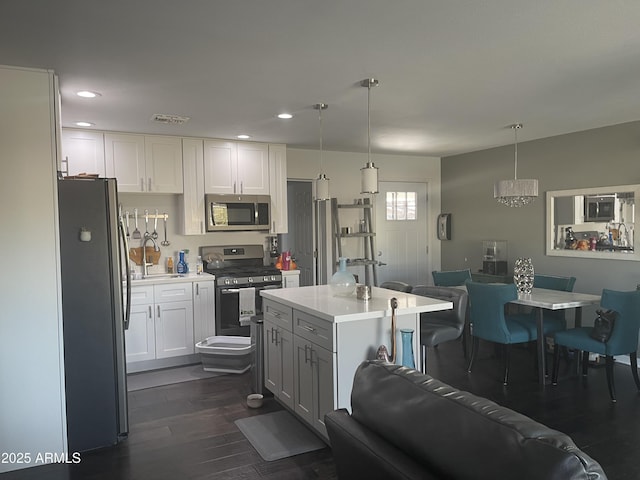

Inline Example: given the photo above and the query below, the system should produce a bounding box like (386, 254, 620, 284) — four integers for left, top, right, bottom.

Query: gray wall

(441, 120, 640, 296)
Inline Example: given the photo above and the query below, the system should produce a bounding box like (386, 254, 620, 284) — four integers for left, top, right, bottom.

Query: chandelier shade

(494, 123, 538, 207)
(360, 78, 379, 194)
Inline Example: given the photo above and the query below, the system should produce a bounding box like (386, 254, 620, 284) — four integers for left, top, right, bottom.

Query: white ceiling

(3, 1, 640, 157)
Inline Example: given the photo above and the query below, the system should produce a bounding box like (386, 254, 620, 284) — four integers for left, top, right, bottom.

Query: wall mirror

(546, 184, 640, 261)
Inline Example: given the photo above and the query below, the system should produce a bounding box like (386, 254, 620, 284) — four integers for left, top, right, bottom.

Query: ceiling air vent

(151, 113, 190, 125)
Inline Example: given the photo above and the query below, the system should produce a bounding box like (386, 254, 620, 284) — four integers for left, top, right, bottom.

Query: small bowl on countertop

(246, 393, 263, 409)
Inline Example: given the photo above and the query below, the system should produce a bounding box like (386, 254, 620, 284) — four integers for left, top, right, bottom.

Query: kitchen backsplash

(120, 193, 272, 275)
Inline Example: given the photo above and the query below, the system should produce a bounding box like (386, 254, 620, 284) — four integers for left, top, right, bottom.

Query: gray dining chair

(379, 281, 413, 293)
(411, 285, 468, 373)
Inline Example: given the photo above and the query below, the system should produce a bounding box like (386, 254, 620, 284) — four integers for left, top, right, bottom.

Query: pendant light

(361, 78, 379, 194)
(314, 103, 330, 200)
(494, 123, 538, 207)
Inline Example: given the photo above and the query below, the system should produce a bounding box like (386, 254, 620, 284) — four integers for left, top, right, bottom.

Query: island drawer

(293, 310, 333, 351)
(263, 299, 293, 331)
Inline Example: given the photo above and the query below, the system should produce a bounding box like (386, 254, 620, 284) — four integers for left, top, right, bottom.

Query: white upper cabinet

(269, 144, 288, 233)
(145, 135, 184, 193)
(204, 140, 269, 195)
(237, 142, 270, 195)
(181, 138, 205, 235)
(203, 140, 237, 194)
(105, 133, 183, 193)
(105, 133, 145, 192)
(61, 129, 105, 177)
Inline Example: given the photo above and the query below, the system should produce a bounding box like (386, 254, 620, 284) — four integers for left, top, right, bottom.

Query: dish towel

(238, 287, 256, 326)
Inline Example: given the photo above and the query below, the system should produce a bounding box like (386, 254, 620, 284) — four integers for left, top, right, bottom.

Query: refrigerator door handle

(119, 217, 132, 330)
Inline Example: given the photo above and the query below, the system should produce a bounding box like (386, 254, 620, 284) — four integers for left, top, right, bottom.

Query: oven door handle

(220, 288, 241, 293)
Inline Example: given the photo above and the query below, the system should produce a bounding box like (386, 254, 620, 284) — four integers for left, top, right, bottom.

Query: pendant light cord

(367, 83, 372, 164)
(319, 106, 324, 172)
(512, 123, 522, 180)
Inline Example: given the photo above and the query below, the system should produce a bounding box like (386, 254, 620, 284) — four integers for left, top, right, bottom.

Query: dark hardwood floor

(5, 341, 640, 479)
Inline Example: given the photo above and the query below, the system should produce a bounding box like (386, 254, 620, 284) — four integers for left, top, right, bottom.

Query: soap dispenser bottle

(177, 250, 188, 274)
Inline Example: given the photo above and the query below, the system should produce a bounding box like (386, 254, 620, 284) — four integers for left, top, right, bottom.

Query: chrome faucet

(618, 223, 630, 247)
(142, 233, 160, 277)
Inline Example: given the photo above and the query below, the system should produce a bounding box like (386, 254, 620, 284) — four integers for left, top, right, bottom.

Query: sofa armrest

(325, 409, 439, 480)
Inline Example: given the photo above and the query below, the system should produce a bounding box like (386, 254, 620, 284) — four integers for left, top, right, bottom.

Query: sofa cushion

(349, 360, 606, 480)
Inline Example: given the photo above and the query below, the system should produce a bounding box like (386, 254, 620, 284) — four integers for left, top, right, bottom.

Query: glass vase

(513, 257, 534, 294)
(330, 257, 356, 296)
(400, 329, 415, 369)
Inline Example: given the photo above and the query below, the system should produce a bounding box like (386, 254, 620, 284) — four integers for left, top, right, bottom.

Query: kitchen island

(260, 284, 452, 440)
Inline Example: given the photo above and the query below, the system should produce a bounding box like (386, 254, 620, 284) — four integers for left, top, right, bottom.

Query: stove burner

(200, 244, 282, 287)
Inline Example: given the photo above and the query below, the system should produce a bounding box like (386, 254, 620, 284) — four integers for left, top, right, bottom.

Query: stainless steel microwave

(205, 194, 271, 232)
(584, 195, 616, 222)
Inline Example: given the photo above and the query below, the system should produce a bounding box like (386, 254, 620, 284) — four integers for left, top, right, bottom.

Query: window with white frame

(386, 191, 417, 221)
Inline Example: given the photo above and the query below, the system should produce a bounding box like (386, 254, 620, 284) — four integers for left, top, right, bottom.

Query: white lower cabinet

(126, 303, 156, 362)
(281, 270, 300, 288)
(155, 300, 193, 358)
(126, 279, 214, 369)
(193, 280, 215, 343)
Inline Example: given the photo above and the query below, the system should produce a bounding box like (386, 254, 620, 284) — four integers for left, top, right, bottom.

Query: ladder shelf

(331, 197, 378, 286)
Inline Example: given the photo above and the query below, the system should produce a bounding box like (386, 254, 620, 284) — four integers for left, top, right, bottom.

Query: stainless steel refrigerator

(58, 178, 131, 452)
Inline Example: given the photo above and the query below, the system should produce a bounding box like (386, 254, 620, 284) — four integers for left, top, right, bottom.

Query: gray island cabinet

(260, 285, 452, 440)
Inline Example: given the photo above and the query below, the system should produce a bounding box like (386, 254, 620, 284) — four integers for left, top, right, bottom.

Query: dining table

(510, 288, 602, 385)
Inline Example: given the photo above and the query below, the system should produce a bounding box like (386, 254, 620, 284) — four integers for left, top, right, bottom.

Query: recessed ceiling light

(277, 113, 293, 119)
(75, 121, 94, 127)
(76, 90, 101, 98)
(237, 134, 251, 139)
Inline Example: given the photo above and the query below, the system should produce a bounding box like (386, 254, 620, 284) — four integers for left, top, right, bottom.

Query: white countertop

(129, 272, 215, 286)
(261, 284, 452, 323)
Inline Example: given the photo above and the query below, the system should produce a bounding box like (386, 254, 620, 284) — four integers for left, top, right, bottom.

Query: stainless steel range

(200, 244, 282, 336)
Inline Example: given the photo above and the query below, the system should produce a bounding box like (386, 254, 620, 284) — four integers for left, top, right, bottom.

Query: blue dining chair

(552, 289, 640, 402)
(432, 269, 472, 287)
(466, 282, 537, 385)
(534, 274, 576, 292)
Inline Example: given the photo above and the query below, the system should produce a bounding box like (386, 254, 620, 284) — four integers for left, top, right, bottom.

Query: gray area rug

(235, 410, 326, 461)
(127, 364, 221, 391)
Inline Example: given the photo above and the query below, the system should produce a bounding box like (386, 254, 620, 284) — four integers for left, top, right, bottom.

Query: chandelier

(360, 78, 379, 194)
(494, 123, 538, 207)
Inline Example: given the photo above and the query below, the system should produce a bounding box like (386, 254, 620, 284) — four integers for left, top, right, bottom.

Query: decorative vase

(400, 329, 415, 369)
(513, 257, 534, 294)
(330, 257, 356, 296)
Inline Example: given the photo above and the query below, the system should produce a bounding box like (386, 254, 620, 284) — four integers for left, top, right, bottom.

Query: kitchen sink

(140, 274, 185, 280)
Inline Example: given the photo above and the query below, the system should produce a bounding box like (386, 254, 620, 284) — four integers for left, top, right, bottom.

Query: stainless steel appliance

(57, 178, 131, 452)
(205, 194, 271, 232)
(201, 244, 282, 336)
(585, 194, 616, 222)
